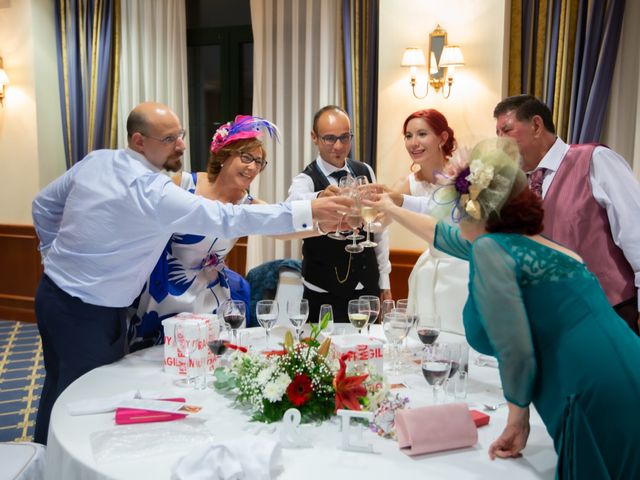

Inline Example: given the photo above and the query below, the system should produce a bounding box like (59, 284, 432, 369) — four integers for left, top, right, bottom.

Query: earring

(438, 144, 444, 150)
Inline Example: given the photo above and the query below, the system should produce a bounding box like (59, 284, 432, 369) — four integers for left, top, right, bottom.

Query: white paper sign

(161, 313, 220, 375)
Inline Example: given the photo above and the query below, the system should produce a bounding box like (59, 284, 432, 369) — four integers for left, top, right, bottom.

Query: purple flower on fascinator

(454, 166, 471, 194)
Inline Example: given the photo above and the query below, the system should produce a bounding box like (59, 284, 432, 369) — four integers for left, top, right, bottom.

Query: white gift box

(330, 334, 384, 375)
(161, 313, 220, 375)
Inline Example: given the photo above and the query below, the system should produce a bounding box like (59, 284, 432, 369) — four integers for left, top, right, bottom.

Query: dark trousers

(304, 285, 380, 324)
(615, 296, 639, 336)
(34, 275, 127, 444)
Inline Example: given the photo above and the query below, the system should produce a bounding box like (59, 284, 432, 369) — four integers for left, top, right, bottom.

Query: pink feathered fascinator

(209, 115, 280, 153)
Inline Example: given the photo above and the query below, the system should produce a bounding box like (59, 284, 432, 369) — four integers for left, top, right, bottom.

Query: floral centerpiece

(214, 315, 388, 423)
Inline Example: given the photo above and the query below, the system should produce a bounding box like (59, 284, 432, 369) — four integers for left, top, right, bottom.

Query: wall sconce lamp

(0, 57, 9, 107)
(401, 25, 464, 99)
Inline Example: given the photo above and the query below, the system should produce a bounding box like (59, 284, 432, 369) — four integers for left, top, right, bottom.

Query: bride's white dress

(406, 173, 469, 334)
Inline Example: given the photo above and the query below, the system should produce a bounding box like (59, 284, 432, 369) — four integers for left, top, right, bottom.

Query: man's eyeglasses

(240, 152, 268, 171)
(319, 133, 353, 145)
(142, 129, 186, 145)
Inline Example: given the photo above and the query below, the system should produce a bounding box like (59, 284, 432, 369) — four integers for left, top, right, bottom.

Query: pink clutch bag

(395, 402, 478, 456)
(115, 397, 187, 425)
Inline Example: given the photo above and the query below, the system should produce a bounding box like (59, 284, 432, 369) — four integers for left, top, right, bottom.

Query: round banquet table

(45, 327, 557, 479)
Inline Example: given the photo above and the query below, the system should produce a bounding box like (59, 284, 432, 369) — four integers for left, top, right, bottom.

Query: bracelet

(316, 222, 329, 236)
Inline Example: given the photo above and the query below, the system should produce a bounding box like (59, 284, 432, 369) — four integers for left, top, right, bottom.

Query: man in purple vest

(494, 94, 640, 334)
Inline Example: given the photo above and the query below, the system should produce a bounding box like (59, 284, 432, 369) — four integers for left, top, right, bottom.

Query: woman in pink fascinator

(127, 116, 279, 351)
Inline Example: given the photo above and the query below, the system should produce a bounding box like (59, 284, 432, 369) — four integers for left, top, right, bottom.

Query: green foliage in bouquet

(214, 311, 341, 423)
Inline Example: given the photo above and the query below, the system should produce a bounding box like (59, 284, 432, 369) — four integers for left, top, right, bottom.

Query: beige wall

(377, 0, 509, 250)
(0, 0, 64, 225)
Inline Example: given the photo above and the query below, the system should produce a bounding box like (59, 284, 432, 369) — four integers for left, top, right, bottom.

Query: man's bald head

(126, 102, 185, 171)
(126, 102, 176, 139)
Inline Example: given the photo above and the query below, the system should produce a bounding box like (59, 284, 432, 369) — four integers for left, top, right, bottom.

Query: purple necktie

(528, 168, 546, 197)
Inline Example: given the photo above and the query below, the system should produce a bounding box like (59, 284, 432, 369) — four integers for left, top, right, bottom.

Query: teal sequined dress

(434, 222, 640, 479)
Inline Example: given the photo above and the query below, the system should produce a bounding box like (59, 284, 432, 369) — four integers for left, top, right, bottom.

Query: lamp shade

(401, 48, 426, 67)
(439, 46, 465, 67)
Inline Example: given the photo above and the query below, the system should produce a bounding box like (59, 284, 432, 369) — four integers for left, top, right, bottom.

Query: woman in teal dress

(368, 138, 640, 478)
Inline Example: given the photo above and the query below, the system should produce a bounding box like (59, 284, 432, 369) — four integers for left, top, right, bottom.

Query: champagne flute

(256, 300, 279, 348)
(348, 298, 370, 334)
(318, 304, 334, 336)
(422, 343, 453, 404)
(343, 177, 364, 241)
(344, 197, 364, 254)
(287, 298, 309, 342)
(356, 177, 378, 248)
(327, 175, 354, 240)
(359, 295, 380, 335)
(221, 300, 245, 347)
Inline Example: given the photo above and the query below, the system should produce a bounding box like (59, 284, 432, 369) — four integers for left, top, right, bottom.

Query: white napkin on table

(475, 354, 499, 368)
(66, 389, 163, 415)
(171, 437, 282, 480)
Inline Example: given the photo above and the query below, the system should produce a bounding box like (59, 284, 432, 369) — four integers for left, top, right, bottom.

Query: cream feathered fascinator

(431, 137, 527, 222)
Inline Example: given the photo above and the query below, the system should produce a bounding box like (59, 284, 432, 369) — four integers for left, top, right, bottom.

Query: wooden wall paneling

(389, 249, 421, 300)
(0, 225, 43, 322)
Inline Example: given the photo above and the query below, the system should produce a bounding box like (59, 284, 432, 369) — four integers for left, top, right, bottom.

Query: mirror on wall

(429, 25, 447, 84)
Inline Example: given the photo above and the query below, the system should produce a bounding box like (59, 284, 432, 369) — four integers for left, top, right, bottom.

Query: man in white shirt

(286, 105, 391, 323)
(493, 94, 640, 335)
(31, 102, 351, 443)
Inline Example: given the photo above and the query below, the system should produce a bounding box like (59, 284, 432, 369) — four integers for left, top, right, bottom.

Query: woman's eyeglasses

(239, 152, 268, 171)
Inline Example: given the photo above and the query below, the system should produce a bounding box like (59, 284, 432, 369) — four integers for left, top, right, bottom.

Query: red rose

(286, 374, 313, 406)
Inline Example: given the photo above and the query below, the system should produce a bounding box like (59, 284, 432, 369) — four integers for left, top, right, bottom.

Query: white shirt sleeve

(401, 194, 432, 214)
(32, 164, 79, 258)
(590, 146, 640, 308)
(286, 172, 319, 201)
(365, 164, 391, 290)
(154, 179, 314, 237)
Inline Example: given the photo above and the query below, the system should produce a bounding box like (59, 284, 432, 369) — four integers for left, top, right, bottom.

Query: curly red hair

(486, 187, 544, 235)
(402, 109, 456, 158)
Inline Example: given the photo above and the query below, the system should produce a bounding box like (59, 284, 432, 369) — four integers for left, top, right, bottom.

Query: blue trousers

(34, 275, 126, 444)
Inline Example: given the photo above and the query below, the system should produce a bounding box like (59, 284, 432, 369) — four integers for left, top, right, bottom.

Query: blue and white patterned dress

(127, 173, 252, 351)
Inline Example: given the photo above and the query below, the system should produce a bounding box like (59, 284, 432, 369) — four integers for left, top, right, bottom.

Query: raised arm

(365, 192, 438, 245)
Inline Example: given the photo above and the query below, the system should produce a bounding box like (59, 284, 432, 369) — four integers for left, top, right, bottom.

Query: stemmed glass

(381, 299, 395, 319)
(343, 177, 364, 242)
(318, 304, 334, 336)
(416, 313, 441, 346)
(359, 295, 380, 335)
(421, 343, 453, 404)
(208, 322, 231, 371)
(256, 300, 279, 348)
(348, 298, 370, 334)
(382, 311, 411, 374)
(287, 298, 309, 342)
(356, 177, 378, 248)
(327, 175, 354, 240)
(220, 300, 246, 347)
(344, 186, 364, 253)
(396, 299, 418, 363)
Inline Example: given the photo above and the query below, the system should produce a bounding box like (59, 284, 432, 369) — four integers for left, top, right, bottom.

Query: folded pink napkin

(395, 402, 478, 456)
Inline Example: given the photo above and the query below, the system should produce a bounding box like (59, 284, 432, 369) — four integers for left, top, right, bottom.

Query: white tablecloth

(45, 328, 557, 479)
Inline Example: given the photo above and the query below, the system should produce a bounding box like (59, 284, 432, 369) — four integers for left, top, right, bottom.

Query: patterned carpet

(0, 319, 44, 442)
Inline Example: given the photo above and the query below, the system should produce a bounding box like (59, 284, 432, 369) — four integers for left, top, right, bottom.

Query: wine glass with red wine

(220, 300, 245, 347)
(421, 343, 452, 404)
(417, 314, 441, 346)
